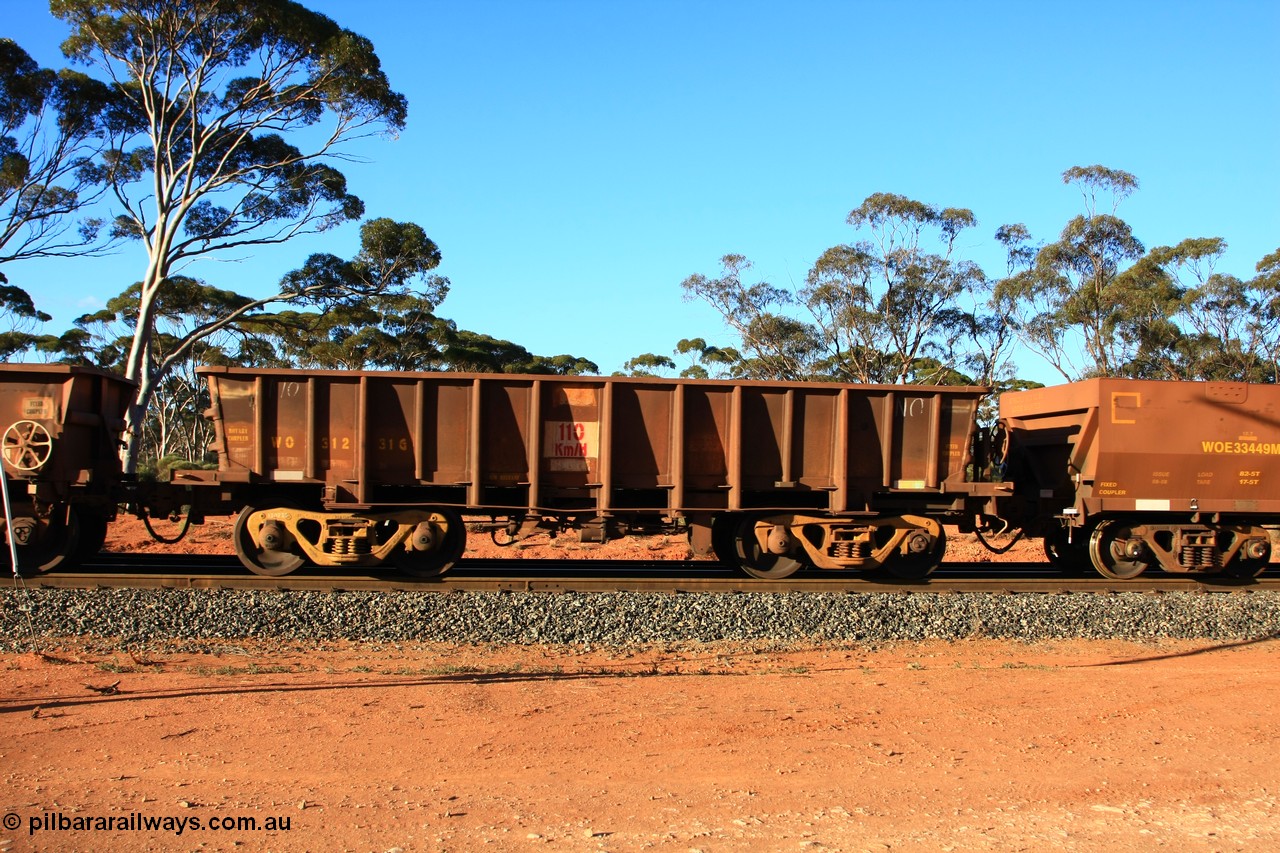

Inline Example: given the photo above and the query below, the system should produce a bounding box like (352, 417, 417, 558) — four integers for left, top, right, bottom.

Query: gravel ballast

(2, 588, 1279, 649)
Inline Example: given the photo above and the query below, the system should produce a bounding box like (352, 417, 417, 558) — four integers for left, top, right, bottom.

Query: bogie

(232, 505, 468, 578)
(1081, 518, 1274, 580)
(718, 514, 947, 580)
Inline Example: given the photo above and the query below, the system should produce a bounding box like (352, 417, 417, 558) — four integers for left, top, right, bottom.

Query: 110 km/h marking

(546, 421, 599, 459)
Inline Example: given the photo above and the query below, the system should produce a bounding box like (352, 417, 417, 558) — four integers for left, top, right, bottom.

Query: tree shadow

(1071, 632, 1280, 667)
(0, 666, 709, 716)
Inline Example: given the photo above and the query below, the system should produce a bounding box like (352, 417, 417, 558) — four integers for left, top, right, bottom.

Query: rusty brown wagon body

(0, 363, 136, 571)
(192, 367, 993, 579)
(999, 378, 1280, 579)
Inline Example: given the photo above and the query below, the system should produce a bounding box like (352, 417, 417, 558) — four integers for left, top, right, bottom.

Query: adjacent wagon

(999, 379, 1280, 578)
(0, 364, 135, 571)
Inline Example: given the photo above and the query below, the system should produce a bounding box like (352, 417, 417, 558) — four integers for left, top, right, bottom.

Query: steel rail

(15, 554, 1276, 594)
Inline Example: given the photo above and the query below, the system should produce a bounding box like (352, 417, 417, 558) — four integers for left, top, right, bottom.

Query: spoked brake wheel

(2, 420, 53, 472)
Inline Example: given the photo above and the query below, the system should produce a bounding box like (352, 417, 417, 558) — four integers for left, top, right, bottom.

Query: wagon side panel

(681, 385, 732, 508)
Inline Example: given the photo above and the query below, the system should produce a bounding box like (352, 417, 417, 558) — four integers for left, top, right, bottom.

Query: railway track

(14, 553, 1277, 594)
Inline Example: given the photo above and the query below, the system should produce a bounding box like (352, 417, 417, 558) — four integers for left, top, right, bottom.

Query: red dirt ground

(4, 639, 1278, 852)
(3, 519, 1276, 851)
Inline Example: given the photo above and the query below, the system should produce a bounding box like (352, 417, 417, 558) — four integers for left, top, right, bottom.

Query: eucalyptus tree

(0, 37, 117, 342)
(438, 329, 597, 375)
(1133, 239, 1280, 382)
(619, 352, 676, 377)
(672, 337, 741, 379)
(0, 287, 52, 358)
(619, 339, 742, 379)
(994, 166, 1150, 380)
(236, 279, 451, 371)
(1252, 250, 1280, 381)
(680, 254, 821, 381)
(74, 217, 444, 470)
(50, 0, 410, 469)
(683, 194, 994, 386)
(995, 166, 1277, 382)
(801, 193, 990, 385)
(239, 294, 597, 375)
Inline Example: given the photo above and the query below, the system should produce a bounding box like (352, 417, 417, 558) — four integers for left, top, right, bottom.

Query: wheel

(1088, 520, 1150, 580)
(73, 507, 111, 563)
(734, 517, 804, 580)
(2, 503, 81, 574)
(710, 514, 741, 565)
(1043, 526, 1089, 571)
(394, 509, 466, 578)
(885, 525, 947, 580)
(233, 506, 306, 577)
(2, 420, 53, 472)
(1222, 536, 1270, 579)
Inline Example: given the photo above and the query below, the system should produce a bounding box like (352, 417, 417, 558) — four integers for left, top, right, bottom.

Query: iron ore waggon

(999, 379, 1280, 579)
(188, 367, 994, 579)
(0, 364, 136, 571)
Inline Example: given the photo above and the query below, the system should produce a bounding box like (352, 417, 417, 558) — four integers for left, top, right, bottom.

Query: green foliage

(0, 37, 118, 318)
(674, 338, 740, 379)
(442, 329, 597, 375)
(995, 167, 1151, 379)
(43, 0, 412, 470)
(139, 453, 218, 483)
(0, 280, 51, 321)
(682, 169, 1275, 388)
(232, 283, 597, 375)
(1060, 165, 1139, 214)
(619, 338, 743, 379)
(620, 352, 677, 377)
(683, 193, 1007, 387)
(681, 254, 820, 380)
(995, 166, 1279, 382)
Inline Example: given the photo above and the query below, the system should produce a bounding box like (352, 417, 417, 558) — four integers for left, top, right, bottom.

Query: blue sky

(7, 0, 1279, 381)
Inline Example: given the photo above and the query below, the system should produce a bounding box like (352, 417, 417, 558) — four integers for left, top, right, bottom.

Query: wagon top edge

(0, 362, 138, 386)
(1006, 377, 1271, 393)
(1001, 376, 1280, 415)
(194, 366, 992, 397)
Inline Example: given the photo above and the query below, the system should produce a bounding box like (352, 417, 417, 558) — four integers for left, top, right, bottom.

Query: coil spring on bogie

(1177, 529, 1220, 569)
(827, 535, 871, 561)
(323, 524, 372, 556)
(1178, 545, 1221, 569)
(325, 537, 370, 556)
